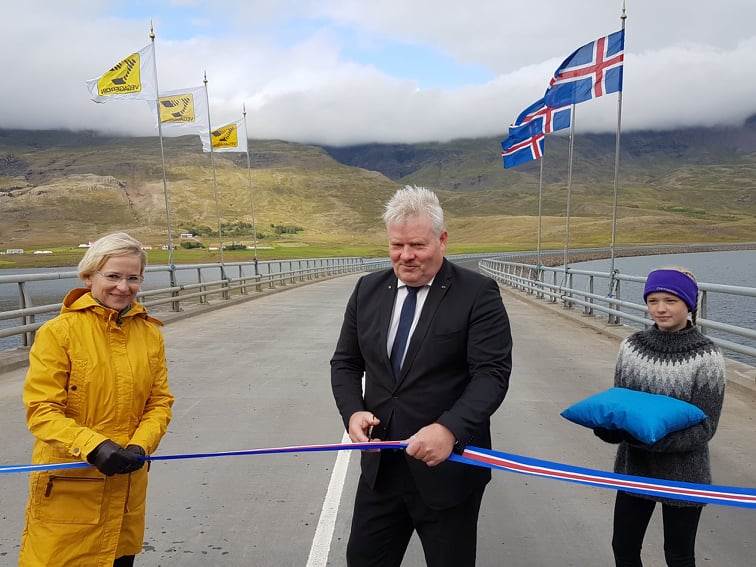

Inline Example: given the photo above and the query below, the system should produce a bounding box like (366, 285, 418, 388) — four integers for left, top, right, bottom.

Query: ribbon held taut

(2, 441, 754, 509)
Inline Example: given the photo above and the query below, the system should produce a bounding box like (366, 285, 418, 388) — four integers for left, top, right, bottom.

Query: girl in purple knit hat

(595, 267, 726, 567)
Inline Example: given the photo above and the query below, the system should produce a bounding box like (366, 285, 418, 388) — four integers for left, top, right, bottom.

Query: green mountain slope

(1, 122, 755, 262)
(323, 121, 756, 247)
(0, 131, 397, 250)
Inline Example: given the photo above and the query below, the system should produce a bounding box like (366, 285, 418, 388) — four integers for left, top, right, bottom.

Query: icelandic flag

(501, 133, 544, 169)
(505, 117, 544, 147)
(514, 97, 571, 134)
(544, 30, 624, 108)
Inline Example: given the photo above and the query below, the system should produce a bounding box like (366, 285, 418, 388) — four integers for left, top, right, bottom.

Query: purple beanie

(643, 269, 698, 312)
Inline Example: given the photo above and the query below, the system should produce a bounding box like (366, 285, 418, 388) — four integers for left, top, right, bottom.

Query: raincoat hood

(61, 288, 162, 327)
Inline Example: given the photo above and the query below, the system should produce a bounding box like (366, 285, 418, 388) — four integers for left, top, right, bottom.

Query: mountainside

(325, 119, 756, 196)
(323, 121, 756, 246)
(1, 122, 755, 258)
(0, 130, 398, 250)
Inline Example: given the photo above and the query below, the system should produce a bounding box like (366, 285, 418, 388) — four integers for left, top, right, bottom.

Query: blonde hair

(78, 232, 147, 280)
(383, 185, 445, 235)
(658, 265, 697, 282)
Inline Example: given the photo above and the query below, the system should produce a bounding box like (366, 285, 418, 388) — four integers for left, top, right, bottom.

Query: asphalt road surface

(1, 273, 754, 566)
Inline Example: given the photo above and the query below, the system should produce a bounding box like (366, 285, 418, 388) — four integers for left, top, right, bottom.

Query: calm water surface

(567, 251, 756, 365)
(0, 261, 287, 350)
(2, 252, 754, 364)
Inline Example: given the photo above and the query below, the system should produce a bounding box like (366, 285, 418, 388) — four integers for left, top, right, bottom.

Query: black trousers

(113, 555, 135, 567)
(612, 491, 703, 567)
(347, 452, 484, 567)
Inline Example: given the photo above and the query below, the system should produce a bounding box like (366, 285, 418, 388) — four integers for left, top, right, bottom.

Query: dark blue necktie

(390, 286, 419, 379)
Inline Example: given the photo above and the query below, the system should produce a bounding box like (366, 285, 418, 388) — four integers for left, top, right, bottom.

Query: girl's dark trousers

(612, 491, 702, 567)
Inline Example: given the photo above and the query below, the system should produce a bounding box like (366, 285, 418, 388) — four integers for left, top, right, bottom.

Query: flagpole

(242, 103, 259, 276)
(608, 0, 627, 293)
(563, 104, 576, 292)
(149, 24, 177, 274)
(537, 144, 544, 269)
(203, 72, 225, 267)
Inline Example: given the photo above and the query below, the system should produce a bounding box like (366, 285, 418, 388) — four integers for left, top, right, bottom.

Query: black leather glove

(87, 440, 134, 476)
(593, 427, 626, 444)
(123, 444, 146, 473)
(594, 427, 641, 445)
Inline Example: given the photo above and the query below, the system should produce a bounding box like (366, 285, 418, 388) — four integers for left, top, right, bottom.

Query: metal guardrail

(0, 257, 378, 346)
(4, 248, 754, 356)
(0, 250, 513, 349)
(479, 259, 756, 359)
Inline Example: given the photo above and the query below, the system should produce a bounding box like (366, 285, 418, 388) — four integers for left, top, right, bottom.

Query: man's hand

(348, 411, 381, 443)
(405, 423, 455, 467)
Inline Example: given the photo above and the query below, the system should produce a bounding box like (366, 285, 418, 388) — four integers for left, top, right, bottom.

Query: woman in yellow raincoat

(19, 232, 174, 567)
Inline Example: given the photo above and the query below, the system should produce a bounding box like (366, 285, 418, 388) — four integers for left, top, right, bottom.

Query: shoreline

(2, 241, 756, 271)
(504, 242, 756, 267)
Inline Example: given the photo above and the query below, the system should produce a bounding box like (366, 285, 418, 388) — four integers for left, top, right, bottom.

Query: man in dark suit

(331, 186, 512, 566)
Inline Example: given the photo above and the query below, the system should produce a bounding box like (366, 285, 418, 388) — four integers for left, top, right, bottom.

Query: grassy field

(0, 243, 392, 269)
(5, 211, 756, 269)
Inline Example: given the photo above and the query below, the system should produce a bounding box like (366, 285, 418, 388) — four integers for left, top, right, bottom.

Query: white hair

(78, 232, 147, 280)
(382, 185, 445, 235)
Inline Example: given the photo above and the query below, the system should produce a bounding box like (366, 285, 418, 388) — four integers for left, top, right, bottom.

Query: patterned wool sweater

(613, 324, 726, 506)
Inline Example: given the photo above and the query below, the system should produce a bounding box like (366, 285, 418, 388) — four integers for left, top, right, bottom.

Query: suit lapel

(397, 260, 453, 385)
(378, 274, 398, 369)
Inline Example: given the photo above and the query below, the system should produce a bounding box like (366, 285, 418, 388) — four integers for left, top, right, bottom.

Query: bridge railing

(0, 257, 376, 347)
(480, 259, 756, 360)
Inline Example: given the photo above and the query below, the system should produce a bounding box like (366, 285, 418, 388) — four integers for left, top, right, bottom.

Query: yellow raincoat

(19, 289, 174, 566)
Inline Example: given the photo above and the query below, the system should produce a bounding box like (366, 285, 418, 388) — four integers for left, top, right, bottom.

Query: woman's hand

(87, 440, 144, 475)
(123, 444, 146, 473)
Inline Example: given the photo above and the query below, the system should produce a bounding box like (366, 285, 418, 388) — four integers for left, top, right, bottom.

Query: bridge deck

(0, 273, 753, 566)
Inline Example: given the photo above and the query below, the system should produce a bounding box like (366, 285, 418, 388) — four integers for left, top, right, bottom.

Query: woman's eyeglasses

(96, 272, 144, 285)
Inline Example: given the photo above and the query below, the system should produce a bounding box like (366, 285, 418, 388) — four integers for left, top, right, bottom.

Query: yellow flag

(212, 123, 238, 148)
(98, 52, 141, 95)
(85, 44, 156, 103)
(153, 86, 208, 139)
(204, 120, 247, 153)
(159, 93, 197, 124)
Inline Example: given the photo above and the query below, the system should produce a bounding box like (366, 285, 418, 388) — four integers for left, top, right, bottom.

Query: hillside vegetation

(1, 121, 755, 265)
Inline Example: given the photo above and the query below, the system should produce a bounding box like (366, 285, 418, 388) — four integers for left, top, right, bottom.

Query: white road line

(306, 430, 352, 567)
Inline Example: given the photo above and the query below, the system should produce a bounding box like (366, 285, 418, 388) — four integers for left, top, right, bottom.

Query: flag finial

(203, 70, 208, 85)
(243, 102, 247, 117)
(621, 0, 627, 20)
(149, 20, 155, 40)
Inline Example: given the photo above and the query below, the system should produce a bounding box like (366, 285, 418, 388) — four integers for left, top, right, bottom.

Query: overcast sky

(1, 0, 754, 145)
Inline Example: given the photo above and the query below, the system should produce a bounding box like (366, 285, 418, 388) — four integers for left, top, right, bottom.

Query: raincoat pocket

(33, 469, 106, 525)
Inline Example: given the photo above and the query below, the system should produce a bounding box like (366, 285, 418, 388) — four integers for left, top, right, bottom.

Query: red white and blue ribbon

(2, 441, 754, 509)
(454, 446, 756, 509)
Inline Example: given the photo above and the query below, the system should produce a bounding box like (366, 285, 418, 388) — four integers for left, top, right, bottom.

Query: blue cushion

(560, 387, 707, 445)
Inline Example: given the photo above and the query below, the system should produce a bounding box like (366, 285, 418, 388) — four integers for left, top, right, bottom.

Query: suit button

(392, 396, 398, 400)
(70, 385, 78, 391)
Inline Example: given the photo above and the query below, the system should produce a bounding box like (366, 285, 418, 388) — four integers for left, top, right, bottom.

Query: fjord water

(0, 263, 264, 350)
(567, 250, 756, 365)
(1, 251, 755, 363)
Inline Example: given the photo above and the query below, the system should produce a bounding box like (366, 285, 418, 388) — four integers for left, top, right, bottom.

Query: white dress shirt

(386, 277, 435, 368)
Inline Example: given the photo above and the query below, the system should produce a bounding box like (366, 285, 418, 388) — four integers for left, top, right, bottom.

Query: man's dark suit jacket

(331, 258, 512, 510)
